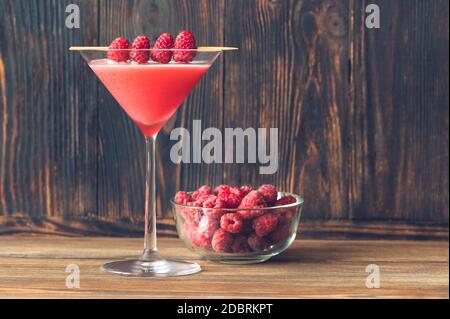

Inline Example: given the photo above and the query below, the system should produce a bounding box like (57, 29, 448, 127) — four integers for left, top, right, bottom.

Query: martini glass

(77, 49, 221, 276)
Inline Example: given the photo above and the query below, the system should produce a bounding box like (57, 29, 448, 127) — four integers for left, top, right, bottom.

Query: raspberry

(211, 229, 233, 253)
(203, 195, 227, 218)
(239, 190, 266, 208)
(193, 193, 210, 207)
(231, 235, 251, 253)
(252, 214, 279, 237)
(237, 190, 266, 219)
(275, 195, 297, 207)
(197, 215, 219, 239)
(214, 198, 228, 209)
(277, 210, 295, 225)
(184, 219, 213, 249)
(107, 37, 130, 62)
(174, 191, 192, 204)
(192, 234, 212, 249)
(240, 184, 253, 195)
(214, 184, 229, 194)
(180, 207, 201, 225)
(192, 185, 212, 200)
(150, 32, 174, 63)
(130, 36, 150, 64)
(220, 213, 244, 233)
(217, 186, 245, 208)
(173, 30, 196, 63)
(269, 223, 291, 243)
(247, 233, 271, 252)
(202, 195, 218, 208)
(183, 221, 198, 241)
(198, 185, 212, 194)
(257, 184, 278, 206)
(275, 196, 297, 224)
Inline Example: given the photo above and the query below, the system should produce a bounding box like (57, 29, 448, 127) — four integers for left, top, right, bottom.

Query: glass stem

(143, 135, 158, 257)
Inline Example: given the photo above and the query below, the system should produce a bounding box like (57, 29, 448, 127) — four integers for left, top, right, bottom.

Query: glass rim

(171, 191, 304, 211)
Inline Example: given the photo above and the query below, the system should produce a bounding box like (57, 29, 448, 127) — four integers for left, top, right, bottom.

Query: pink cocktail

(90, 60, 209, 137)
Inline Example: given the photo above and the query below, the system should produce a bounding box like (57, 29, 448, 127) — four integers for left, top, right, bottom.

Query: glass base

(101, 251, 201, 277)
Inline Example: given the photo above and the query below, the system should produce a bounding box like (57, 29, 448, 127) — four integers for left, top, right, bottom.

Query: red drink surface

(90, 59, 210, 137)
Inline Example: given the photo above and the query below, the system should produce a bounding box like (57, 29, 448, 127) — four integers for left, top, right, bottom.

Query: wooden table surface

(0, 236, 447, 299)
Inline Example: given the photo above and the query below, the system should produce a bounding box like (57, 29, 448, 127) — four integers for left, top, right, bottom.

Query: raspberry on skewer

(151, 33, 175, 64)
(130, 36, 151, 64)
(107, 37, 130, 62)
(173, 30, 197, 63)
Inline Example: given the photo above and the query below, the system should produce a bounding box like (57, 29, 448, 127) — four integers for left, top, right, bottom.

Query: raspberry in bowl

(171, 184, 304, 264)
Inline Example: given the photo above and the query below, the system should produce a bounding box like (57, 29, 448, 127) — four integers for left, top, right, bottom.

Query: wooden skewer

(198, 46, 239, 52)
(69, 46, 238, 52)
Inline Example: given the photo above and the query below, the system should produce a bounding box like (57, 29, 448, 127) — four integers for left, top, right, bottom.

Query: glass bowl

(171, 192, 304, 264)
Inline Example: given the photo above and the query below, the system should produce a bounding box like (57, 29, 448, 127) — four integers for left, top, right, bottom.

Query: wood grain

(0, 0, 99, 219)
(0, 236, 447, 298)
(349, 0, 449, 222)
(0, 0, 448, 235)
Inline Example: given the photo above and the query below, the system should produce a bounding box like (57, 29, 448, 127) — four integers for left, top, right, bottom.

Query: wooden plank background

(0, 0, 448, 237)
